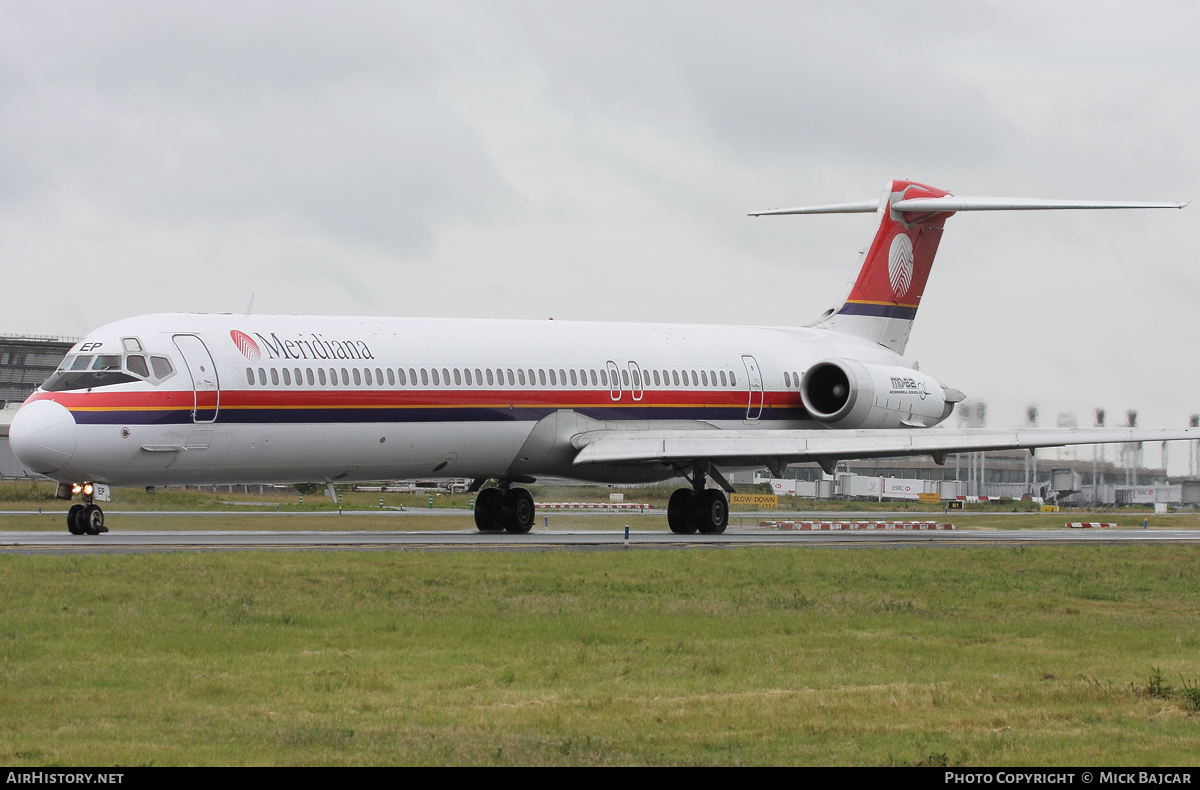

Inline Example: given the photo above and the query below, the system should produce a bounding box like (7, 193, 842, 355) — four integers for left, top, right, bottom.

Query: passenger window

(691, 371, 699, 386)
(709, 370, 716, 386)
(589, 370, 598, 386)
(271, 368, 280, 385)
(793, 371, 800, 386)
(318, 368, 327, 385)
(729, 372, 736, 386)
(307, 368, 315, 386)
(258, 368, 267, 385)
(475, 368, 483, 385)
(464, 369, 472, 385)
(93, 355, 121, 370)
(71, 355, 93, 371)
(282, 368, 291, 385)
(396, 369, 405, 386)
(558, 369, 566, 385)
(653, 370, 661, 386)
(387, 369, 395, 386)
(363, 369, 372, 385)
(293, 368, 301, 386)
(374, 368, 382, 385)
(440, 368, 449, 385)
(619, 369, 628, 387)
(518, 369, 526, 386)
(122, 338, 142, 352)
(527, 369, 535, 386)
(430, 369, 439, 386)
(539, 369, 546, 386)
(631, 369, 640, 387)
(350, 368, 359, 386)
(246, 368, 255, 385)
(720, 370, 728, 387)
(330, 368, 339, 385)
(701, 371, 708, 386)
(150, 356, 173, 378)
(549, 369, 556, 386)
(486, 369, 494, 386)
(783, 371, 791, 387)
(570, 369, 578, 386)
(454, 369, 462, 386)
(599, 370, 607, 386)
(409, 368, 417, 385)
(126, 355, 150, 378)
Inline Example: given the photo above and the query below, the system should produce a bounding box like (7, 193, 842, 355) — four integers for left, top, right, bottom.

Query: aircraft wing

(571, 427, 1200, 469)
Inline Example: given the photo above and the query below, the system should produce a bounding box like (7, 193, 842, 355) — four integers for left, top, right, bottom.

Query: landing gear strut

(667, 464, 729, 535)
(65, 484, 107, 535)
(474, 485, 535, 534)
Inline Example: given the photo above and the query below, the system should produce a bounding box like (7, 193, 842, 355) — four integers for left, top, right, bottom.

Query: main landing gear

(64, 482, 107, 536)
(474, 485, 535, 534)
(667, 464, 730, 535)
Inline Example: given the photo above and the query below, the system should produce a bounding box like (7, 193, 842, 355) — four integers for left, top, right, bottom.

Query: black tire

(694, 489, 728, 535)
(501, 488, 535, 534)
(474, 488, 505, 533)
(82, 504, 105, 535)
(67, 504, 85, 535)
(667, 489, 696, 534)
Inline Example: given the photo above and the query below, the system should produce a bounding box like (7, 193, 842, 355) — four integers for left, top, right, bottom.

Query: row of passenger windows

(245, 365, 741, 389)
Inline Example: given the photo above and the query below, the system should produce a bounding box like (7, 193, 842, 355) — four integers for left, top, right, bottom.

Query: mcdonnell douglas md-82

(9, 180, 1195, 536)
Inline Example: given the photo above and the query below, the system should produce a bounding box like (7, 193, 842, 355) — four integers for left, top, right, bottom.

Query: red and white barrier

(536, 502, 650, 511)
(1066, 522, 1119, 529)
(758, 520, 955, 531)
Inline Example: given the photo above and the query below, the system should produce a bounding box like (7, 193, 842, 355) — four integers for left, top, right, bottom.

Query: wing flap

(572, 427, 1200, 466)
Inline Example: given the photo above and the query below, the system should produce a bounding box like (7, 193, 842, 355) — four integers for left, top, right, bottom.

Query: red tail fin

(821, 180, 955, 353)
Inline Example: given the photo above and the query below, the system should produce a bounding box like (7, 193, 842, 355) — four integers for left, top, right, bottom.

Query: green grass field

(2, 546, 1200, 765)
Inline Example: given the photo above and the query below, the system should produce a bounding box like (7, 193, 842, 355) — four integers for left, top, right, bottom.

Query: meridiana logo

(231, 329, 261, 361)
(887, 233, 914, 299)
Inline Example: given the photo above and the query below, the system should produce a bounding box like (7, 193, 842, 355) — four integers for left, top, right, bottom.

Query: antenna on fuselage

(244, 293, 255, 315)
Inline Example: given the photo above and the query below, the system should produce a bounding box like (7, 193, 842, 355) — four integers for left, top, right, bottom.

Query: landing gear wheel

(67, 504, 85, 535)
(693, 489, 728, 535)
(474, 488, 505, 533)
(501, 488, 535, 534)
(667, 489, 696, 534)
(81, 504, 106, 535)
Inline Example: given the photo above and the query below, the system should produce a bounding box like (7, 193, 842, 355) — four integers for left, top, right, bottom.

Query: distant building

(0, 335, 77, 409)
(0, 335, 77, 478)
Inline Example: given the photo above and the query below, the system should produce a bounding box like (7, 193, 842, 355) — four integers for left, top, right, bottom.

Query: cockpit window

(70, 355, 93, 371)
(122, 338, 143, 352)
(92, 355, 121, 370)
(42, 369, 140, 392)
(150, 356, 174, 379)
(126, 355, 150, 378)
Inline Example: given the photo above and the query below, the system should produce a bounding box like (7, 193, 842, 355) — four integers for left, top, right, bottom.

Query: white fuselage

(17, 313, 914, 487)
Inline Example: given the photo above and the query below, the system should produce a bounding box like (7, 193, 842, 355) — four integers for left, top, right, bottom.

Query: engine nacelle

(800, 358, 960, 429)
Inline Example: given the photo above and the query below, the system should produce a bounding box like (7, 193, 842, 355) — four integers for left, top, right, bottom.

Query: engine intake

(800, 358, 960, 429)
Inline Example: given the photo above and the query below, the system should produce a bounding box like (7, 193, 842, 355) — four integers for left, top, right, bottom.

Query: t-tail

(751, 180, 1187, 354)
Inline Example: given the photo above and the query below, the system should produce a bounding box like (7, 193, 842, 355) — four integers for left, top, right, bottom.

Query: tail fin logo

(230, 329, 261, 361)
(887, 233, 914, 298)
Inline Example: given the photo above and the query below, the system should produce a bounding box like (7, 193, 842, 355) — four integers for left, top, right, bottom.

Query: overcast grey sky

(2, 1, 1198, 464)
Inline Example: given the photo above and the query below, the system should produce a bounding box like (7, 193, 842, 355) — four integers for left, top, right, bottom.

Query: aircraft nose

(9, 400, 78, 474)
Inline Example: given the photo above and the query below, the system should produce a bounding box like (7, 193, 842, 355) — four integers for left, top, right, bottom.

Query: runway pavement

(2, 527, 1200, 553)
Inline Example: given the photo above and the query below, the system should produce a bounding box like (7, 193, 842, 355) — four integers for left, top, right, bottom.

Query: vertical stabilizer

(815, 180, 953, 354)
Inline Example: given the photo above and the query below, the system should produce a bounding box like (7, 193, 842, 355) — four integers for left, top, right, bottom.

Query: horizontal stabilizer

(748, 200, 879, 216)
(892, 196, 1188, 213)
(572, 426, 1200, 467)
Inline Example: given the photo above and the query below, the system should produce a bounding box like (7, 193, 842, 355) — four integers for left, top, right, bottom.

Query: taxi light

(71, 484, 82, 495)
(83, 483, 94, 496)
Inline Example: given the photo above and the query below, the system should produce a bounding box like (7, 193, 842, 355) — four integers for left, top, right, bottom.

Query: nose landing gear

(64, 485, 107, 535)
